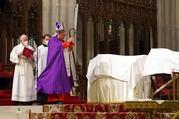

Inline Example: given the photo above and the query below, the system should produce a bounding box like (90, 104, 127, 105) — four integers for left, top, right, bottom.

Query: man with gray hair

(10, 34, 36, 104)
(37, 21, 72, 103)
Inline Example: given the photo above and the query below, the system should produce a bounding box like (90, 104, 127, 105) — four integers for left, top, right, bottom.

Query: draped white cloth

(10, 43, 36, 102)
(88, 76, 127, 103)
(143, 48, 179, 76)
(87, 54, 150, 102)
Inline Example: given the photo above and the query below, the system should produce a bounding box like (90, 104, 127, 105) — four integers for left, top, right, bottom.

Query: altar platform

(26, 100, 179, 119)
(0, 100, 179, 119)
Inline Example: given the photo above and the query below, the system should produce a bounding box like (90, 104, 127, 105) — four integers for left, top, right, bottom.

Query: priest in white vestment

(10, 34, 36, 102)
(34, 34, 51, 77)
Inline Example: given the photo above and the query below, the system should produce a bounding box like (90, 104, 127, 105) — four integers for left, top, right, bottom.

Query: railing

(151, 73, 179, 100)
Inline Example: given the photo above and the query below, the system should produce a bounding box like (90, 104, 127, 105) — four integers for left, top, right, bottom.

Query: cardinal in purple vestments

(37, 21, 72, 94)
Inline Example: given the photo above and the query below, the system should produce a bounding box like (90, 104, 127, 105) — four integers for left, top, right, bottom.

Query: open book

(22, 47, 34, 58)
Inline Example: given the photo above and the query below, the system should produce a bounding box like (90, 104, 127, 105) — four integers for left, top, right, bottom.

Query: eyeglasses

(57, 30, 65, 33)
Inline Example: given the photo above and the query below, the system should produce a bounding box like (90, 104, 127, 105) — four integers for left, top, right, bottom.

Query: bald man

(10, 34, 36, 104)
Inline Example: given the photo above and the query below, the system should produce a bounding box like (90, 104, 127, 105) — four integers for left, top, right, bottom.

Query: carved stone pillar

(42, 0, 51, 34)
(24, 12, 28, 34)
(103, 18, 109, 53)
(176, 0, 179, 51)
(133, 23, 140, 55)
(124, 22, 130, 55)
(0, 11, 2, 62)
(157, 0, 176, 49)
(129, 24, 134, 55)
(87, 18, 94, 62)
(120, 23, 125, 55)
(93, 17, 99, 56)
(7, 12, 13, 63)
(149, 27, 153, 48)
(152, 24, 158, 48)
(1, 13, 7, 63)
(81, 15, 88, 75)
(43, 0, 76, 36)
(114, 21, 120, 54)
(23, 0, 32, 35)
(144, 25, 151, 53)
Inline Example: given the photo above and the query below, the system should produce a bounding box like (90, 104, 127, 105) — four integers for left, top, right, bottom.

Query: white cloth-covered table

(143, 48, 179, 76)
(143, 48, 179, 100)
(87, 54, 150, 102)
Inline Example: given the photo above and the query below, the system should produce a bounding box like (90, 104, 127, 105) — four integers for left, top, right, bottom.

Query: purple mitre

(55, 21, 64, 31)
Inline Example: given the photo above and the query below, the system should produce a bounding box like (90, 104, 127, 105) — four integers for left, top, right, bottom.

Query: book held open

(22, 47, 34, 58)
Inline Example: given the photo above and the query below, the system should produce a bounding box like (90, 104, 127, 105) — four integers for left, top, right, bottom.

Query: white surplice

(34, 45, 48, 77)
(10, 43, 36, 102)
(143, 48, 179, 76)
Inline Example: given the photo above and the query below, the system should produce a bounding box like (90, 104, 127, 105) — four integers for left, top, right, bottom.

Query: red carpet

(0, 65, 13, 105)
(30, 111, 179, 119)
(34, 103, 148, 119)
(0, 89, 86, 105)
(47, 94, 87, 104)
(51, 112, 147, 119)
(43, 103, 128, 112)
(30, 112, 147, 119)
(0, 90, 14, 105)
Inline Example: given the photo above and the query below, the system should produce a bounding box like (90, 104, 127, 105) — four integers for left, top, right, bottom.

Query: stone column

(104, 18, 109, 53)
(129, 24, 134, 55)
(120, 23, 125, 55)
(133, 23, 139, 54)
(176, 0, 179, 50)
(98, 18, 104, 53)
(51, 0, 61, 34)
(82, 16, 88, 75)
(42, 0, 77, 52)
(171, 0, 176, 50)
(42, 0, 51, 34)
(115, 21, 120, 55)
(157, 0, 176, 50)
(87, 19, 94, 63)
(93, 18, 99, 56)
(43, 0, 76, 34)
(59, 0, 66, 28)
(124, 23, 130, 55)
(66, 0, 78, 58)
(150, 27, 153, 48)
(66, 0, 76, 30)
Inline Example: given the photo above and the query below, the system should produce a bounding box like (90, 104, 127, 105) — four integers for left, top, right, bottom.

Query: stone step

(0, 99, 14, 105)
(0, 106, 43, 119)
(0, 93, 11, 99)
(0, 90, 11, 94)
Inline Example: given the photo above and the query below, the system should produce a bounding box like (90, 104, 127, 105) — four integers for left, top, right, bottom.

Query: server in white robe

(34, 34, 51, 77)
(10, 34, 36, 102)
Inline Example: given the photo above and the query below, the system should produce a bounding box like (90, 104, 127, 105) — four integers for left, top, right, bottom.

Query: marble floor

(0, 106, 43, 119)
